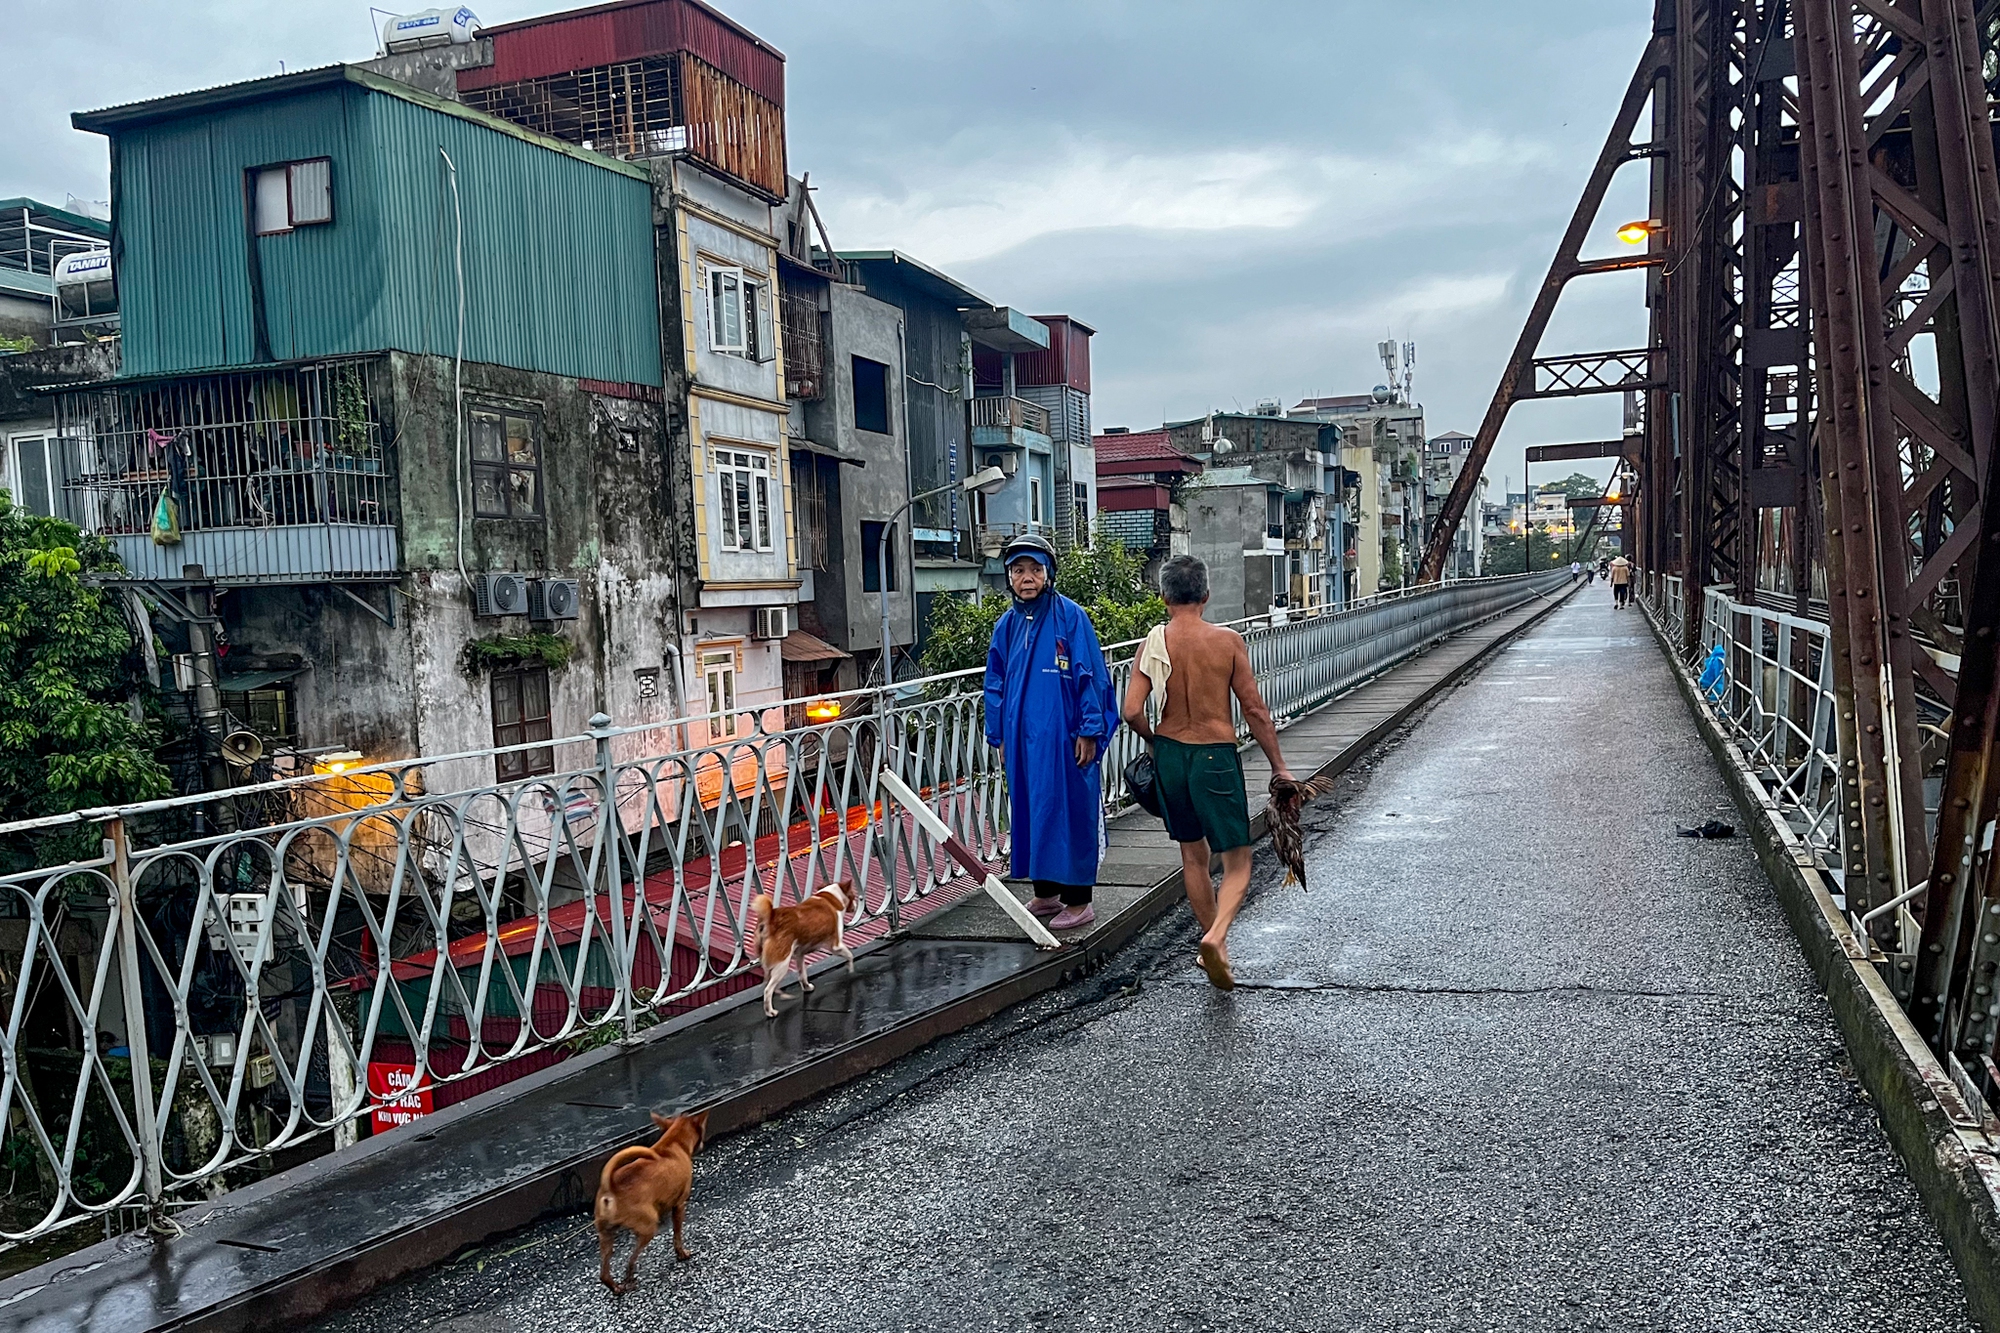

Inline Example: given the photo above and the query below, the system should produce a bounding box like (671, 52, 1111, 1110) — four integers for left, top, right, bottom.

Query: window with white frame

(8, 434, 57, 516)
(252, 159, 333, 236)
(707, 266, 765, 358)
(715, 447, 775, 552)
(1029, 473, 1044, 526)
(6, 433, 92, 523)
(701, 647, 739, 741)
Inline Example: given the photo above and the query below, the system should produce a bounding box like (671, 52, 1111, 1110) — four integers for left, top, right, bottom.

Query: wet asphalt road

(318, 594, 1976, 1332)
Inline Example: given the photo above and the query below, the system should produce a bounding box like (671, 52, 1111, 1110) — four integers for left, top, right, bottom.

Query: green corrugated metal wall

(115, 82, 662, 386)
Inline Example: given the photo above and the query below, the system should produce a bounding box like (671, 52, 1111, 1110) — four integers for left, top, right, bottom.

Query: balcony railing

(969, 395, 1051, 437)
(53, 361, 397, 584)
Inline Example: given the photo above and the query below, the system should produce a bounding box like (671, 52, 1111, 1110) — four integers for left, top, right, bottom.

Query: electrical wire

(444, 147, 470, 596)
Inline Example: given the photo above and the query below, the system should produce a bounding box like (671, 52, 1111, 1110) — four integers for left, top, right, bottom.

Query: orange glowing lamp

(317, 749, 364, 775)
(1616, 219, 1660, 245)
(805, 699, 842, 723)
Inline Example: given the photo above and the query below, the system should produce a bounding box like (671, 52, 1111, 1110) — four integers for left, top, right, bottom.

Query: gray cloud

(7, 0, 1658, 490)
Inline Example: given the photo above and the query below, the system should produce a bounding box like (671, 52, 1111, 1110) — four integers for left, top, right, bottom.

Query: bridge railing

(1636, 577, 1844, 878)
(0, 569, 1569, 1248)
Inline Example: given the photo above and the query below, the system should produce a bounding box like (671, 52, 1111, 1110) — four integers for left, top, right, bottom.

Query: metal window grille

(781, 282, 826, 400)
(461, 59, 682, 159)
(52, 361, 394, 583)
(792, 455, 829, 570)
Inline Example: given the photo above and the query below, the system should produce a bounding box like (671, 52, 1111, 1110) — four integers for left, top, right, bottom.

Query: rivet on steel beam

(1942, 873, 1956, 885)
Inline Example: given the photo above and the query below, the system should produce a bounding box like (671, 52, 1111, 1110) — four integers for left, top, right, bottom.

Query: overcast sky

(9, 0, 1656, 492)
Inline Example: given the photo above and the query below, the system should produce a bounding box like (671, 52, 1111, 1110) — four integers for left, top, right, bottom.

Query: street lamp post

(876, 465, 1010, 688)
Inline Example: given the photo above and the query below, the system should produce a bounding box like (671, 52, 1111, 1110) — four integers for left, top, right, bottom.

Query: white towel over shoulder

(1137, 623, 1171, 716)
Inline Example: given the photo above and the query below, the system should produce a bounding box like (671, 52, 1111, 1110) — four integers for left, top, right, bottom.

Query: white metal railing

(1636, 576, 1843, 874)
(0, 569, 1569, 1247)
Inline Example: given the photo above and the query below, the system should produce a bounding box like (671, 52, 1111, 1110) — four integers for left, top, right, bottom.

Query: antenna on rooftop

(1402, 340, 1416, 405)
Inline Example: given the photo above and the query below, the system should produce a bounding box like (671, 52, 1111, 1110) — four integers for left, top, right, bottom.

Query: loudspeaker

(221, 729, 265, 767)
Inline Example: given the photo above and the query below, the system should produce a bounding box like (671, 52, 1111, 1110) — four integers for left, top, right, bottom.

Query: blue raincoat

(984, 587, 1120, 886)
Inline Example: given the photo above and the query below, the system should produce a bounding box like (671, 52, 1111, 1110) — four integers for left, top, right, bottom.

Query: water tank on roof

(54, 249, 117, 327)
(382, 6, 480, 52)
(54, 249, 112, 286)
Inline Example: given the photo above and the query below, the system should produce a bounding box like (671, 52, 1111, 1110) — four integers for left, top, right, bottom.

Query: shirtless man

(1121, 555, 1293, 990)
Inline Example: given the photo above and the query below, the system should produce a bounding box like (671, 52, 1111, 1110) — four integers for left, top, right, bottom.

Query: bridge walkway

(316, 594, 1976, 1331)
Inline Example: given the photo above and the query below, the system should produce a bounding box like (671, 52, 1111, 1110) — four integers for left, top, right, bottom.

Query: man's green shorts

(1153, 736, 1251, 852)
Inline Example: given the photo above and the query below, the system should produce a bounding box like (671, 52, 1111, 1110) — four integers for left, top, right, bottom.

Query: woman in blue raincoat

(984, 534, 1120, 930)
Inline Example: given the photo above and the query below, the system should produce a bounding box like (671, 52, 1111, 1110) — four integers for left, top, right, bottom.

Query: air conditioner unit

(984, 451, 1018, 478)
(473, 572, 530, 617)
(752, 607, 788, 640)
(529, 577, 580, 621)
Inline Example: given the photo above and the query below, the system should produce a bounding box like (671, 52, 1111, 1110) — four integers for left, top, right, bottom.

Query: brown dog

(752, 880, 854, 1016)
(594, 1109, 708, 1296)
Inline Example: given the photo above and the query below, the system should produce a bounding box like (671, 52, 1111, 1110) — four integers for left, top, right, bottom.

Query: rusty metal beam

(1415, 31, 1673, 585)
(1524, 439, 1638, 463)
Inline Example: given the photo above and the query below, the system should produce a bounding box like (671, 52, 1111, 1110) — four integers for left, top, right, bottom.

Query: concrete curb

(0, 582, 1579, 1333)
(1639, 603, 2000, 1332)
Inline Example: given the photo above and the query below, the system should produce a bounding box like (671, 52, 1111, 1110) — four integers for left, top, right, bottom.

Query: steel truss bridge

(1417, 0, 2000, 1089)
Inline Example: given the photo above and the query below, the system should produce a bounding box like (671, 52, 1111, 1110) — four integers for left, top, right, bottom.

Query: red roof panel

(462, 0, 786, 105)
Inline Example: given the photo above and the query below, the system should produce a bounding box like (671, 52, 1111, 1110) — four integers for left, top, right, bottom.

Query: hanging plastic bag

(151, 489, 182, 546)
(1697, 643, 1726, 703)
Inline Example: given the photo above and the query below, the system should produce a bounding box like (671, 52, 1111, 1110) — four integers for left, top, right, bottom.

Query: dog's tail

(750, 892, 773, 956)
(597, 1145, 655, 1215)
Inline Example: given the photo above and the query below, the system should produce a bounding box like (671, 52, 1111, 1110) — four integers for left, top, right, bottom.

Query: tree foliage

(1482, 528, 1573, 574)
(0, 492, 170, 866)
(919, 531, 1168, 677)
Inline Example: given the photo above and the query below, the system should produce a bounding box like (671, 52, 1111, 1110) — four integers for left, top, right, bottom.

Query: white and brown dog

(751, 880, 854, 1016)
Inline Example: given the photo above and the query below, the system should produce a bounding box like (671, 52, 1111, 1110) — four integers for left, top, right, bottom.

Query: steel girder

(1816, 0, 2000, 1051)
(1413, 33, 1673, 586)
(1423, 0, 2000, 1071)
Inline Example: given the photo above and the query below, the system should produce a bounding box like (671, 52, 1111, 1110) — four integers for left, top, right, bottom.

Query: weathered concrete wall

(851, 265, 972, 539)
(356, 36, 493, 100)
(220, 352, 682, 775)
(1186, 486, 1261, 623)
(802, 283, 910, 657)
(0, 294, 51, 349)
(392, 353, 679, 763)
(0, 340, 118, 423)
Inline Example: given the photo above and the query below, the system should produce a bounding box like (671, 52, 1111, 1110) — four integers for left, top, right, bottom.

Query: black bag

(1125, 750, 1165, 819)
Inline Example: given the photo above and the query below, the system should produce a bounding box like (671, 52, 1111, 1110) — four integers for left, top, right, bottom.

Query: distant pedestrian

(1121, 555, 1294, 991)
(985, 534, 1119, 931)
(1608, 554, 1632, 608)
(1571, 560, 1581, 580)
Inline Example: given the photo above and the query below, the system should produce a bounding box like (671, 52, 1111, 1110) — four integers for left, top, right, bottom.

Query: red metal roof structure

(464, 0, 785, 104)
(1013, 315, 1094, 393)
(457, 0, 788, 200)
